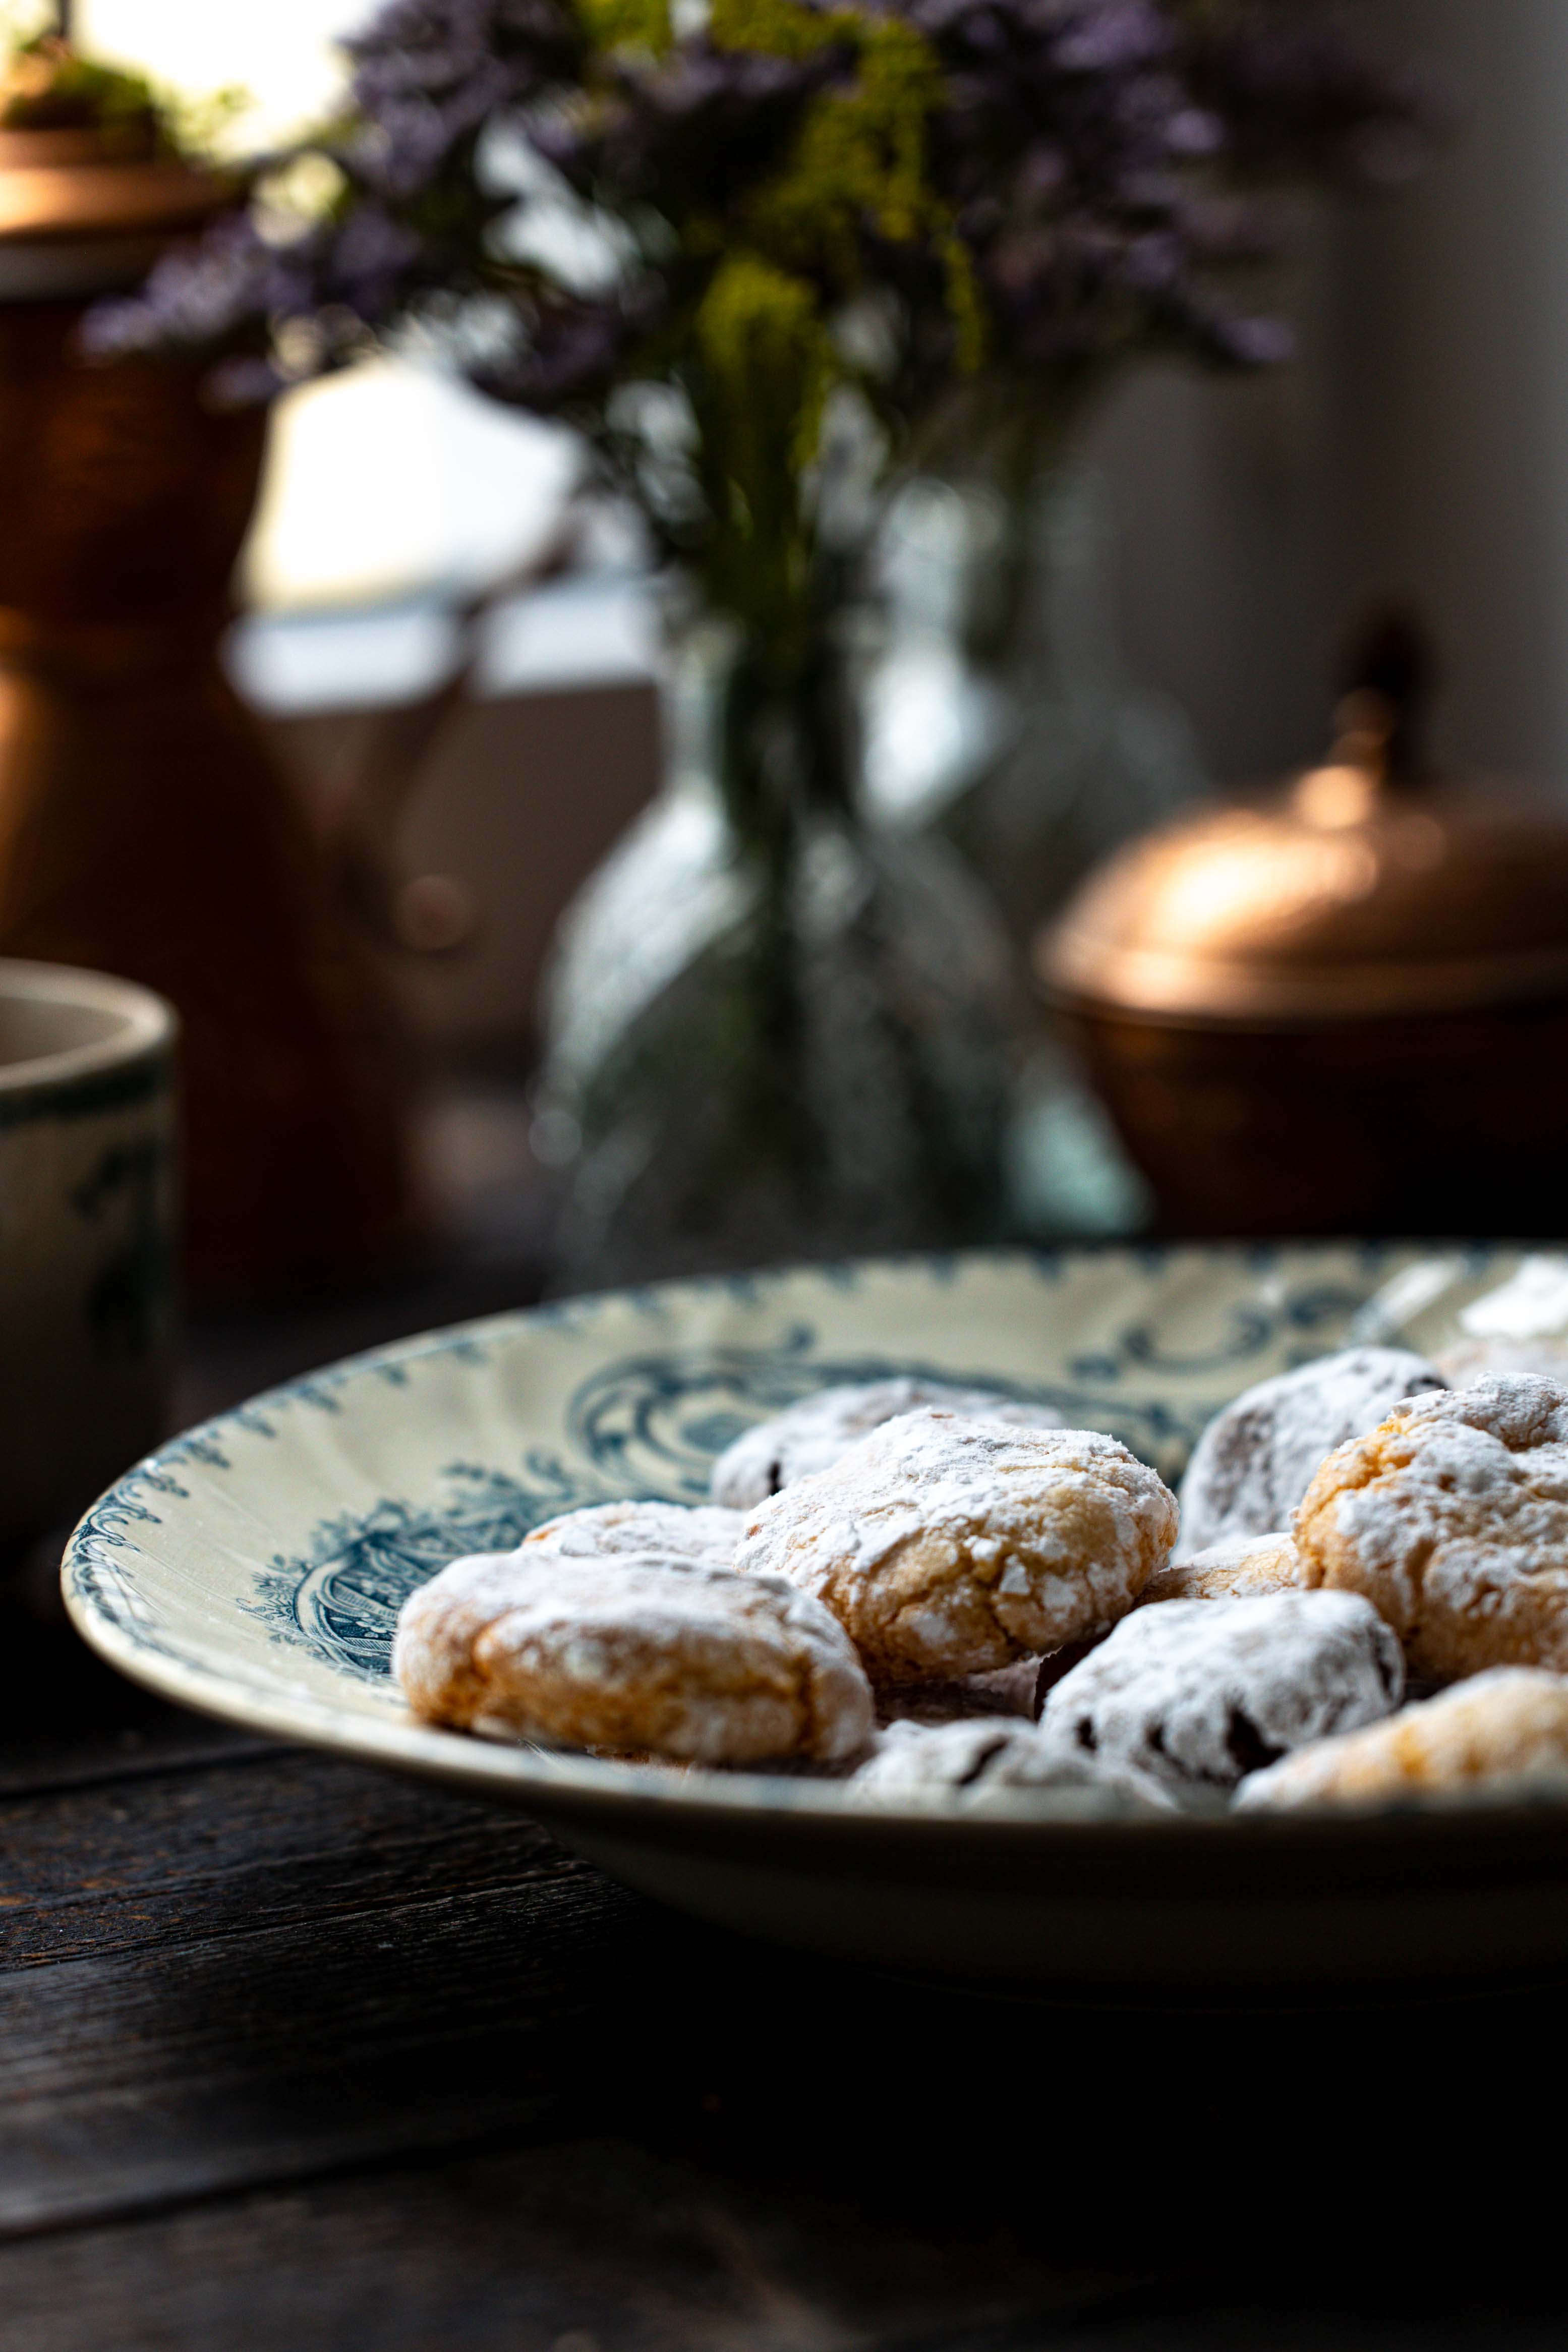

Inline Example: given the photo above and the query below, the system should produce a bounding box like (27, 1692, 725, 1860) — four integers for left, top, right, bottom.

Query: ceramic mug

(0, 958, 177, 1555)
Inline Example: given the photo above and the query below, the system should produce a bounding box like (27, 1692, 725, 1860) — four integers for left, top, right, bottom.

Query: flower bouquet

(95, 0, 1430, 1282)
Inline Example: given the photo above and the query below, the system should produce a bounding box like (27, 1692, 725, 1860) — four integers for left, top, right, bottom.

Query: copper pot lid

(1039, 615, 1568, 1025)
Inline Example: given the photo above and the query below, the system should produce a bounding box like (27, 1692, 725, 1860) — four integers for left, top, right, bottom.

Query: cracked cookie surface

(394, 1548, 874, 1765)
(524, 1499, 743, 1566)
(1141, 1531, 1304, 1608)
(735, 1407, 1177, 1685)
(1040, 1591, 1404, 1803)
(1294, 1373, 1568, 1680)
(710, 1379, 1063, 1509)
(1178, 1347, 1445, 1559)
(1236, 1666, 1568, 1809)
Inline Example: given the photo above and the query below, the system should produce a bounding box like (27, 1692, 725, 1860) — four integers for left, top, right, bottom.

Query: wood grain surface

(3, 1274, 1566, 2349)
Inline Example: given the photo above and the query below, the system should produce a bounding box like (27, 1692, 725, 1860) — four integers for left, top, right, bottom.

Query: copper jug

(0, 118, 417, 1294)
(1038, 618, 1568, 1238)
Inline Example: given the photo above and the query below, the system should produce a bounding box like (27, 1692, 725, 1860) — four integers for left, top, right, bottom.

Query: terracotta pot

(0, 147, 418, 1293)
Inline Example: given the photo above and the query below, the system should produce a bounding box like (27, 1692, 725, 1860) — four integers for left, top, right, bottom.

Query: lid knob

(1292, 604, 1434, 829)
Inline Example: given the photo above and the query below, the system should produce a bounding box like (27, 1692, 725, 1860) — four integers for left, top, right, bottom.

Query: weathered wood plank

(10, 1767, 1568, 2275)
(0, 2129, 1153, 2352)
(4, 2110, 1565, 2352)
(0, 1869, 636, 2235)
(5, 1739, 1568, 2341)
(0, 1601, 262, 1801)
(0, 1750, 580, 1968)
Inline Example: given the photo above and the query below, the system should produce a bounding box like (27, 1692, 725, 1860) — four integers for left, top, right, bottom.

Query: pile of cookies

(393, 1346, 1568, 1816)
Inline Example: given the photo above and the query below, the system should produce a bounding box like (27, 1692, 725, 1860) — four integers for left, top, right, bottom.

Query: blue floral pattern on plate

(66, 1242, 1467, 1712)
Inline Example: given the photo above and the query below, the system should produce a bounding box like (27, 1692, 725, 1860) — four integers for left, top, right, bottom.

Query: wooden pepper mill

(0, 100, 417, 1294)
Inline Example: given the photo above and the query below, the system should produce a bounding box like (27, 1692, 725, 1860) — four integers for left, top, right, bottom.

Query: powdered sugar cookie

(1236, 1666, 1568, 1810)
(736, 1408, 1177, 1685)
(710, 1379, 1064, 1508)
(524, 1499, 743, 1566)
(1437, 1338, 1568, 1385)
(1178, 1347, 1445, 1558)
(1041, 1591, 1403, 1802)
(394, 1548, 874, 1766)
(1141, 1530, 1304, 1608)
(851, 1716, 1175, 1813)
(1434, 1256, 1568, 1387)
(1294, 1374, 1568, 1681)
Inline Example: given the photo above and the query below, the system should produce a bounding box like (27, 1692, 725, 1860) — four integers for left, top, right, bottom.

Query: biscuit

(1437, 1338, 1568, 1385)
(850, 1717, 1175, 1813)
(1141, 1530, 1304, 1608)
(1235, 1666, 1568, 1810)
(1178, 1347, 1445, 1558)
(710, 1379, 1063, 1508)
(735, 1407, 1177, 1685)
(1040, 1591, 1404, 1803)
(1294, 1374, 1568, 1681)
(393, 1548, 875, 1766)
(524, 1499, 743, 1566)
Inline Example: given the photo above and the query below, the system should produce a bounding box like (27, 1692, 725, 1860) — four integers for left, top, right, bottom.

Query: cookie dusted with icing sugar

(710, 1379, 1064, 1509)
(1294, 1374, 1568, 1681)
(1438, 1338, 1568, 1385)
(393, 1549, 874, 1766)
(1041, 1592, 1404, 1803)
(524, 1499, 743, 1567)
(1141, 1531, 1304, 1608)
(850, 1717, 1175, 1814)
(1177, 1347, 1446, 1559)
(1236, 1667, 1568, 1810)
(735, 1408, 1177, 1686)
(1435, 1256, 1568, 1387)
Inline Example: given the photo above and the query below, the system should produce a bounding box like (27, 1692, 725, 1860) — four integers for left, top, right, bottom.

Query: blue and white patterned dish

(62, 1244, 1568, 1993)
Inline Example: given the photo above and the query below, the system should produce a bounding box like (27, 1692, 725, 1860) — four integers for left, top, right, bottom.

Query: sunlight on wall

(243, 362, 581, 613)
(74, 0, 364, 149)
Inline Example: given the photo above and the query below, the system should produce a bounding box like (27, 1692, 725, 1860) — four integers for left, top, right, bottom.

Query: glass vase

(862, 442, 1203, 1240)
(535, 611, 1024, 1292)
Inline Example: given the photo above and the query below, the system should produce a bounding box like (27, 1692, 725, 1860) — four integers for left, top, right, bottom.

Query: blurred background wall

(1328, 0, 1568, 780)
(1100, 0, 1568, 785)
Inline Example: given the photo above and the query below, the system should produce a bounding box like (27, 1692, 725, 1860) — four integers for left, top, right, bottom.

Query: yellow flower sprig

(571, 0, 985, 638)
(576, 0, 674, 52)
(679, 0, 983, 554)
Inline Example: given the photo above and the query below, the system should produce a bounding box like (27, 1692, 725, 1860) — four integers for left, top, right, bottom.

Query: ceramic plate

(63, 1244, 1568, 1995)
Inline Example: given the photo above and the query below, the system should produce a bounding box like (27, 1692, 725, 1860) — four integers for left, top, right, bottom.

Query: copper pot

(1037, 668, 1568, 1238)
(0, 129, 417, 1293)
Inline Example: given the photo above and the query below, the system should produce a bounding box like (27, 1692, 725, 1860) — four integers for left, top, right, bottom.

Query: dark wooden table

(4, 1232, 1567, 2349)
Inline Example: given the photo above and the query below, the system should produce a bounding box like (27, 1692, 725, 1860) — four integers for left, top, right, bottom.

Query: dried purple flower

(81, 215, 286, 360)
(85, 0, 1433, 620)
(344, 0, 586, 194)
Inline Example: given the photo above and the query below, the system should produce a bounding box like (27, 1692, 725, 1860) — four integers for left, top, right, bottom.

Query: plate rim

(60, 1239, 1568, 1848)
